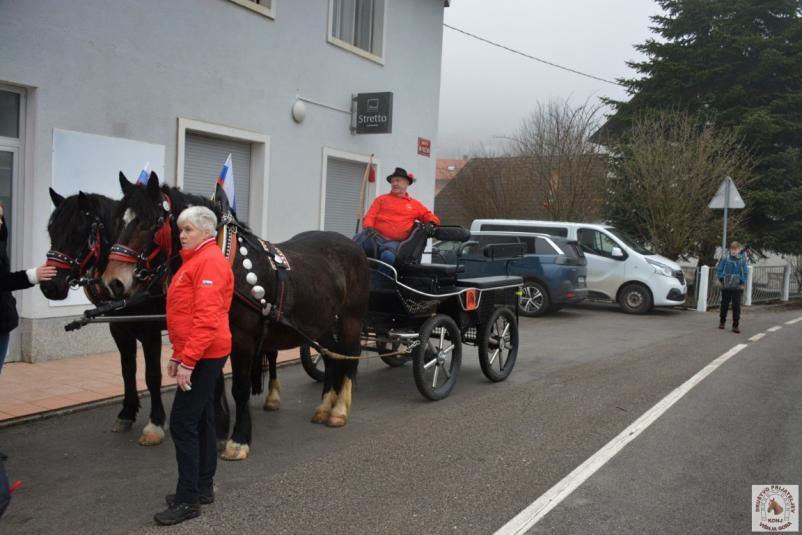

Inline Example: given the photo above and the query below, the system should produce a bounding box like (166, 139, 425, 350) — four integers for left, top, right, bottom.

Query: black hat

(386, 167, 415, 185)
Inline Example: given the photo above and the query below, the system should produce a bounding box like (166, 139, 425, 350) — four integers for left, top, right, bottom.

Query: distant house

(435, 159, 467, 194)
(434, 156, 605, 228)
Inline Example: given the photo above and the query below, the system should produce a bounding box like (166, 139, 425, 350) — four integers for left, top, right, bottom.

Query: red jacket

(167, 238, 234, 370)
(363, 193, 440, 241)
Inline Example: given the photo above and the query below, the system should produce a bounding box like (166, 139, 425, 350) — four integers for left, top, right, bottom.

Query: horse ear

(49, 187, 65, 207)
(146, 172, 160, 200)
(119, 172, 135, 196)
(77, 191, 90, 211)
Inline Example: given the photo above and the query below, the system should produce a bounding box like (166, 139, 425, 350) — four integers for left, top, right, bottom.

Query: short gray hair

(177, 206, 218, 237)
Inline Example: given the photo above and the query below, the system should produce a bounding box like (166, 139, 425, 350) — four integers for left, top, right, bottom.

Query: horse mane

(162, 185, 255, 238)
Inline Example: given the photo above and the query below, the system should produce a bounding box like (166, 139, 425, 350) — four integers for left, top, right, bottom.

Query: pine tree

(605, 0, 802, 254)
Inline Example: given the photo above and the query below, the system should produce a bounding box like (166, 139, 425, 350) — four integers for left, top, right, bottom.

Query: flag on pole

(217, 154, 236, 212)
(136, 162, 151, 185)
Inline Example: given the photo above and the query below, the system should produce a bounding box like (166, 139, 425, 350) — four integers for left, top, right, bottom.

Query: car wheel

(618, 283, 653, 314)
(518, 282, 550, 317)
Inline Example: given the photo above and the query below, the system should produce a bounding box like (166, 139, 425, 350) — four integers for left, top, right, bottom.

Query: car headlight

(646, 258, 673, 278)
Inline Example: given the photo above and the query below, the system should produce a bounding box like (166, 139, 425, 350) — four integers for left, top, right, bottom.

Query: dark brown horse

(101, 174, 370, 460)
(41, 186, 167, 445)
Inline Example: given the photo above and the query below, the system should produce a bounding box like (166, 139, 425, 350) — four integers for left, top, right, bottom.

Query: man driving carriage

(354, 167, 440, 265)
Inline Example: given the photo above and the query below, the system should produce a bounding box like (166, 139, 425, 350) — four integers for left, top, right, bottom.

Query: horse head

(102, 171, 176, 299)
(41, 188, 116, 300)
(768, 498, 784, 515)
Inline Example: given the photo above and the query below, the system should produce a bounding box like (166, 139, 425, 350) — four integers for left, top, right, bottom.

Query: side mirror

(611, 247, 624, 258)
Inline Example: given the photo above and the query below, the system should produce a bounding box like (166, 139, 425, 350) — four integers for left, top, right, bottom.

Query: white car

(470, 219, 687, 314)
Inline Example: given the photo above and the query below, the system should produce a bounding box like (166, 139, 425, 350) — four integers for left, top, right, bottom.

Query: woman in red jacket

(154, 206, 233, 526)
(354, 167, 440, 266)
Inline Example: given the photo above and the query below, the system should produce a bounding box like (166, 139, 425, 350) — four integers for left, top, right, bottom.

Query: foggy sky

(437, 0, 662, 158)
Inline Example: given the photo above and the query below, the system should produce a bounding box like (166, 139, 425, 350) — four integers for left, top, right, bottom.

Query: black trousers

(720, 289, 742, 324)
(170, 357, 227, 505)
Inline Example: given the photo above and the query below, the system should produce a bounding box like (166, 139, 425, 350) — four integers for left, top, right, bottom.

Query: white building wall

(0, 0, 446, 360)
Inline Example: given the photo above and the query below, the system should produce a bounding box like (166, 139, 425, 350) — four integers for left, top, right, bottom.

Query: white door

(577, 227, 627, 300)
(0, 147, 21, 362)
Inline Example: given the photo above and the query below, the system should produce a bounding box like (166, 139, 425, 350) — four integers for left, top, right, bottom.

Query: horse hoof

(263, 399, 280, 411)
(310, 410, 330, 424)
(137, 423, 165, 446)
(217, 439, 228, 453)
(111, 419, 134, 433)
(327, 414, 347, 428)
(220, 440, 249, 461)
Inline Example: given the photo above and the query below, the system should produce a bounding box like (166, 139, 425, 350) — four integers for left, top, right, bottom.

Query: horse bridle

(46, 212, 109, 288)
(108, 193, 174, 282)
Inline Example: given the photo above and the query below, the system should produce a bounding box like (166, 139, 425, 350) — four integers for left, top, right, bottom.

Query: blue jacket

(716, 253, 748, 286)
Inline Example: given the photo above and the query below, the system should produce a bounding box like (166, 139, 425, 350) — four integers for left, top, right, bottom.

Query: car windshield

(605, 228, 652, 255)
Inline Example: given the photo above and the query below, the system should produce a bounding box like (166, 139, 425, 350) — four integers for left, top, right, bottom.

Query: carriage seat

(455, 275, 523, 289)
(401, 262, 461, 276)
(393, 223, 470, 277)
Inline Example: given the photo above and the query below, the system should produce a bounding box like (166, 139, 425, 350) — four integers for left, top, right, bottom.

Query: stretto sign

(352, 92, 393, 134)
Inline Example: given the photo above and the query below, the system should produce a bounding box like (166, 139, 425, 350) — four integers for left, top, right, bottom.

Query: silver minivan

(470, 220, 687, 314)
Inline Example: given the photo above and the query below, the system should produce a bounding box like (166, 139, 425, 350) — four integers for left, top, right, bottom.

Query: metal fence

(680, 264, 797, 308)
(750, 266, 786, 304)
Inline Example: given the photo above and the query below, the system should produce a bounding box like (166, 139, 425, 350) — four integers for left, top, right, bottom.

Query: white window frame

(319, 147, 381, 231)
(226, 0, 275, 19)
(327, 0, 386, 65)
(176, 118, 270, 237)
(0, 84, 25, 273)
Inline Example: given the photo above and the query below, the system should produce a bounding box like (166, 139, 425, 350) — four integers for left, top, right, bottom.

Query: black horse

(41, 185, 167, 445)
(101, 174, 370, 460)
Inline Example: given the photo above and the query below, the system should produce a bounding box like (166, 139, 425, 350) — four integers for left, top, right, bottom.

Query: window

(577, 228, 620, 258)
(534, 237, 559, 255)
(227, 0, 274, 19)
(329, 0, 385, 62)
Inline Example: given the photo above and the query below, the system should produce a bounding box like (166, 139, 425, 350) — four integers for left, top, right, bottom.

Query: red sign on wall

(417, 137, 431, 157)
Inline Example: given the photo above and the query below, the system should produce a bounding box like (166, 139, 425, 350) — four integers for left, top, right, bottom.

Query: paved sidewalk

(0, 347, 299, 423)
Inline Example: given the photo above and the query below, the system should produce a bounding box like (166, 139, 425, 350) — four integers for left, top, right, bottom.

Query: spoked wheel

(299, 344, 324, 382)
(379, 341, 408, 367)
(478, 307, 519, 382)
(413, 314, 462, 401)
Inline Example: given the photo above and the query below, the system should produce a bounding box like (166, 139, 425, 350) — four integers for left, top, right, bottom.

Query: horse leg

(328, 317, 362, 428)
(214, 370, 230, 452)
(137, 325, 165, 446)
(262, 350, 281, 411)
(109, 323, 139, 432)
(221, 350, 252, 461)
(311, 335, 338, 424)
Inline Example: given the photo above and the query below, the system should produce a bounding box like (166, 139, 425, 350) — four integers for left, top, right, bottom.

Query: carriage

(300, 223, 524, 400)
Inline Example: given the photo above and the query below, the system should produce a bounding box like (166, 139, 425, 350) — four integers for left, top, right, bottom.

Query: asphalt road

(2, 302, 801, 534)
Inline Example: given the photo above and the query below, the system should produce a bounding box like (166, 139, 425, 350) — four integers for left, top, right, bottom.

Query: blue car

(435, 231, 588, 316)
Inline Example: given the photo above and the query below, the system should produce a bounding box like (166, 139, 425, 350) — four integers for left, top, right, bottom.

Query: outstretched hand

(35, 265, 57, 282)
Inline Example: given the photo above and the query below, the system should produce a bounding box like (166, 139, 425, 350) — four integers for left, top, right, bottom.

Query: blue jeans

(353, 230, 401, 266)
(0, 333, 9, 374)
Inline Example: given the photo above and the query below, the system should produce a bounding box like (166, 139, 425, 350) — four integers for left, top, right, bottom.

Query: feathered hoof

(217, 439, 228, 453)
(263, 398, 280, 411)
(111, 418, 134, 433)
(310, 410, 330, 424)
(137, 422, 165, 446)
(326, 414, 347, 428)
(220, 440, 250, 461)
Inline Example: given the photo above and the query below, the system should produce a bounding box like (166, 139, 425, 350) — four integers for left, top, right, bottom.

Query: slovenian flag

(136, 162, 151, 185)
(217, 154, 236, 212)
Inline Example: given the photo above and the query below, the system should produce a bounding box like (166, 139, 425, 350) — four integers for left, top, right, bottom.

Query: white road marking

(494, 343, 749, 535)
(749, 333, 766, 342)
(785, 317, 802, 325)
(767, 326, 782, 332)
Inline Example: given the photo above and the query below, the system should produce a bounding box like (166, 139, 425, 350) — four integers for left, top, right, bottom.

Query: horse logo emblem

(753, 485, 798, 532)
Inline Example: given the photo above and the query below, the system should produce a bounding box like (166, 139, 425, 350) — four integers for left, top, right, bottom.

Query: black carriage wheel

(478, 307, 519, 382)
(379, 341, 408, 367)
(413, 314, 462, 401)
(518, 281, 550, 317)
(299, 344, 325, 382)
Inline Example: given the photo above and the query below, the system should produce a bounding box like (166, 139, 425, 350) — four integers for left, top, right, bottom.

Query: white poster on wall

(50, 129, 165, 307)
